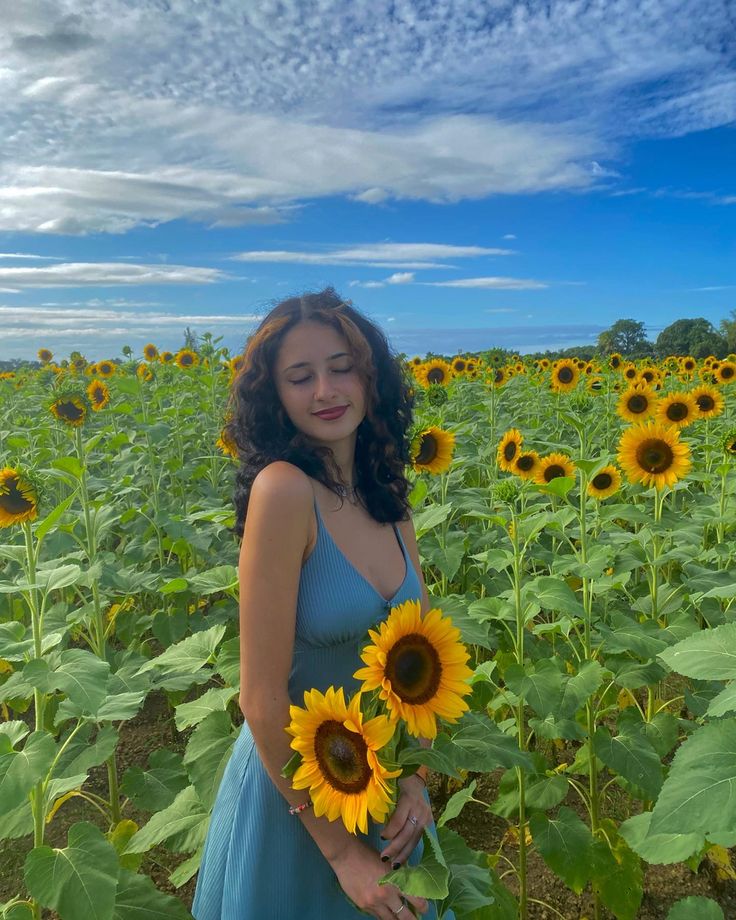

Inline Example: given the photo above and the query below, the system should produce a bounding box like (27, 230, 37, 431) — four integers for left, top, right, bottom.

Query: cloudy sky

(1, 0, 735, 360)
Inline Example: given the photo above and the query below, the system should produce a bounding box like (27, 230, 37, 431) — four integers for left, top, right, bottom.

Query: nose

(313, 371, 338, 400)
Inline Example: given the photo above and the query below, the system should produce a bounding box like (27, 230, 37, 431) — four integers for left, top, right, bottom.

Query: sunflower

(0, 468, 39, 528)
(451, 356, 468, 375)
(538, 358, 550, 370)
(417, 358, 454, 387)
(136, 363, 154, 382)
(723, 431, 736, 457)
(286, 686, 400, 835)
(680, 357, 697, 375)
(410, 356, 423, 366)
(87, 379, 110, 411)
(587, 465, 622, 500)
(587, 375, 604, 394)
(410, 426, 455, 474)
(229, 354, 245, 375)
(175, 348, 199, 369)
(37, 348, 53, 364)
(616, 384, 658, 423)
(488, 367, 509, 388)
(160, 351, 175, 364)
(691, 384, 725, 419)
(621, 363, 638, 381)
(50, 394, 88, 427)
(535, 453, 577, 485)
(638, 367, 658, 385)
(617, 421, 691, 490)
(216, 426, 238, 459)
(354, 598, 473, 739)
(655, 391, 697, 429)
(497, 429, 524, 472)
(609, 353, 622, 370)
(96, 360, 116, 378)
(550, 359, 580, 393)
(715, 361, 736, 385)
(143, 343, 159, 361)
(511, 449, 542, 481)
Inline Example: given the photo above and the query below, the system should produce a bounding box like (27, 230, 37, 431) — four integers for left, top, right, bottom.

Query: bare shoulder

(250, 460, 313, 504)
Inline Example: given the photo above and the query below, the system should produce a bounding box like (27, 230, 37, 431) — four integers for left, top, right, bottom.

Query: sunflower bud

(493, 480, 521, 504)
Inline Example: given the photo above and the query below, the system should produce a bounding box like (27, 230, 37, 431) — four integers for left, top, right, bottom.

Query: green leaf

(380, 829, 449, 899)
(0, 732, 56, 817)
(136, 624, 226, 675)
(188, 565, 238, 595)
(504, 660, 563, 719)
(413, 502, 453, 537)
(120, 749, 189, 813)
(437, 826, 513, 918)
(174, 686, 237, 731)
(659, 623, 736, 680)
(123, 785, 209, 855)
(492, 770, 568, 819)
(112, 868, 192, 919)
(438, 712, 534, 772)
(51, 456, 84, 480)
(590, 829, 643, 920)
(534, 475, 576, 498)
(529, 806, 595, 894)
(523, 576, 586, 618)
(183, 710, 238, 808)
(34, 495, 76, 544)
(619, 812, 702, 865)
(648, 718, 736, 840)
(437, 780, 477, 828)
(667, 896, 724, 920)
(51, 650, 110, 715)
(593, 727, 662, 799)
(707, 682, 736, 718)
(557, 660, 604, 719)
(24, 821, 119, 920)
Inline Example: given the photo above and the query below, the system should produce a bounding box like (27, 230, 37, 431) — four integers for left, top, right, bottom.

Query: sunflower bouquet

(283, 598, 473, 835)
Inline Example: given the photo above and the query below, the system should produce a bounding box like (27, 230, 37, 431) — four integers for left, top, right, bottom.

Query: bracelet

(414, 767, 428, 787)
(288, 799, 313, 816)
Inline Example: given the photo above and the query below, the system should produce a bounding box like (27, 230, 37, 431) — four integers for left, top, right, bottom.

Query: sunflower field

(2, 342, 736, 920)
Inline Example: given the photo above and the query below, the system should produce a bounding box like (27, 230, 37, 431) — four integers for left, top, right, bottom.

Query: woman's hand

(379, 774, 433, 869)
(330, 839, 429, 919)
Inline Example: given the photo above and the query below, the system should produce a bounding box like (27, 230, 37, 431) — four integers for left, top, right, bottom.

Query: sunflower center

(728, 440, 736, 455)
(696, 394, 715, 411)
(181, 355, 193, 366)
(557, 367, 574, 383)
(627, 394, 648, 413)
(415, 434, 438, 464)
(666, 402, 688, 422)
(0, 477, 33, 514)
(314, 721, 371, 794)
(722, 367, 734, 379)
(635, 438, 674, 473)
(544, 464, 565, 481)
(57, 401, 84, 421)
(516, 454, 535, 472)
(592, 472, 612, 490)
(427, 368, 445, 384)
(454, 360, 466, 371)
(385, 633, 442, 705)
(504, 441, 518, 461)
(494, 370, 504, 384)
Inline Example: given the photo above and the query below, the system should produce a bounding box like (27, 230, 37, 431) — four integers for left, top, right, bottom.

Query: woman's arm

(238, 463, 429, 918)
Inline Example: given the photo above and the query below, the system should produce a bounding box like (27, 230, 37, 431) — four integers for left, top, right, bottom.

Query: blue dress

(191, 493, 454, 919)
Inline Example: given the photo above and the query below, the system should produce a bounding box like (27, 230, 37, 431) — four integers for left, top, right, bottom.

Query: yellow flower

(534, 453, 577, 485)
(159, 351, 175, 364)
(50, 394, 88, 427)
(38, 348, 53, 363)
(617, 421, 692, 490)
(616, 384, 658, 423)
(586, 465, 622, 500)
(354, 598, 473, 739)
(0, 468, 39, 528)
(87, 379, 110, 411)
(550, 359, 580, 393)
(143, 343, 159, 361)
(286, 686, 400, 835)
(497, 429, 524, 472)
(216, 426, 238, 459)
(96, 360, 116, 377)
(511, 449, 542, 481)
(655, 391, 698, 429)
(175, 348, 199, 369)
(690, 384, 725, 419)
(415, 358, 454, 388)
(410, 426, 455, 474)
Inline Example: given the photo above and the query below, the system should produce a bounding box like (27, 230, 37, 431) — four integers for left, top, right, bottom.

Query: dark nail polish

(392, 861, 401, 870)
(381, 855, 389, 862)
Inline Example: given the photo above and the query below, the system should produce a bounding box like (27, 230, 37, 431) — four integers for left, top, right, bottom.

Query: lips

(313, 405, 348, 419)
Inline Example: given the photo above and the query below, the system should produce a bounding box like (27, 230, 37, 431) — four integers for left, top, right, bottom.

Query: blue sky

(1, 0, 735, 361)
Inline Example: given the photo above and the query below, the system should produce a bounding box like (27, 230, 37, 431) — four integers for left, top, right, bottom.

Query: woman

(192, 288, 453, 919)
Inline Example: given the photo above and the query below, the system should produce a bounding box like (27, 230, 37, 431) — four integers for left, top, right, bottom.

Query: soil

(2, 692, 735, 919)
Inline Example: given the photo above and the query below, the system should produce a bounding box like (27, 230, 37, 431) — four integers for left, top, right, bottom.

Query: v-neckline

(312, 499, 409, 604)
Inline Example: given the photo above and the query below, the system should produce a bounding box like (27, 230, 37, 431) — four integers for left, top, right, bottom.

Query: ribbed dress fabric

(191, 493, 454, 920)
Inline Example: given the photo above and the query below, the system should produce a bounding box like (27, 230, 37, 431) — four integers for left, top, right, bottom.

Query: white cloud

(502, 234, 517, 240)
(0, 262, 225, 287)
(386, 272, 415, 284)
(423, 277, 548, 290)
(0, 252, 61, 259)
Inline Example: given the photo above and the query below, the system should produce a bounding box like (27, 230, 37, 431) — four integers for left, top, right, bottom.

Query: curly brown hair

(226, 287, 415, 539)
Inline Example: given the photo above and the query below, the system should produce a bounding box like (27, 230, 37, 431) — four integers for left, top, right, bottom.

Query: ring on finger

(408, 814, 418, 826)
(393, 902, 406, 915)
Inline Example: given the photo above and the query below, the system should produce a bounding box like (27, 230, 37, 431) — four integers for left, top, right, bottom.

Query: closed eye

(290, 367, 353, 385)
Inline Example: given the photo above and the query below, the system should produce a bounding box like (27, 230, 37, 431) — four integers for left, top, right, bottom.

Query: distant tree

(597, 319, 650, 355)
(719, 309, 736, 353)
(183, 326, 199, 351)
(655, 318, 728, 359)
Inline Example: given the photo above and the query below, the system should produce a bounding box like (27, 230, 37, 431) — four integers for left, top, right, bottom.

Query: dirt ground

(2, 691, 735, 919)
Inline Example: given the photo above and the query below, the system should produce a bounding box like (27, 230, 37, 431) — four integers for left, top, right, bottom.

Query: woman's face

(273, 320, 368, 446)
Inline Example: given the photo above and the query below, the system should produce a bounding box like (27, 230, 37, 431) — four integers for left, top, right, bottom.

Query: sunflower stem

(510, 504, 528, 919)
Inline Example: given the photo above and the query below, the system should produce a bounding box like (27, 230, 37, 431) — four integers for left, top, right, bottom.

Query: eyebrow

(283, 351, 351, 372)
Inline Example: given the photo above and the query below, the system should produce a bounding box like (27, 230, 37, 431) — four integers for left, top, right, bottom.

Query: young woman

(192, 288, 453, 920)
